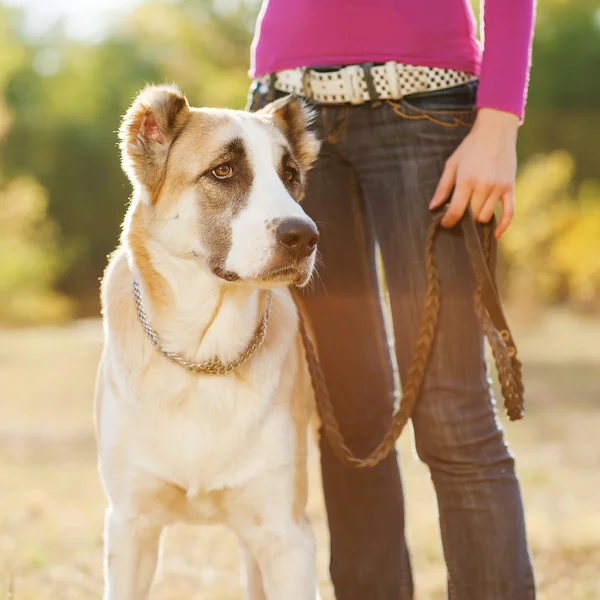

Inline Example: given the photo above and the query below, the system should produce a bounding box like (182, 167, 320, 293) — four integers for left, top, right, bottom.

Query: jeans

(248, 81, 535, 600)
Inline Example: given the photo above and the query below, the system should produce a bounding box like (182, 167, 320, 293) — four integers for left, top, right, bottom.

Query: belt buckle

(343, 64, 365, 105)
(359, 62, 379, 101)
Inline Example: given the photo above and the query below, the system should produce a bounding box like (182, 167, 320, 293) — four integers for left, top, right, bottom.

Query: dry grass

(0, 310, 599, 599)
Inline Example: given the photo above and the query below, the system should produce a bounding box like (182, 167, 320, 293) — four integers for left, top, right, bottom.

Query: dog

(95, 84, 322, 599)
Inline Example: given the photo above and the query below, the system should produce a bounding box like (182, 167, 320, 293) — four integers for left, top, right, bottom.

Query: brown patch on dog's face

(275, 147, 304, 203)
(258, 95, 320, 175)
(188, 136, 254, 280)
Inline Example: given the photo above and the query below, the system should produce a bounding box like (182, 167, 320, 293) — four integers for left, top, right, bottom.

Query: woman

(247, 1, 536, 598)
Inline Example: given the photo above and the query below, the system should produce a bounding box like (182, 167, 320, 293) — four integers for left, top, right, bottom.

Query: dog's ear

(119, 84, 191, 191)
(260, 95, 321, 171)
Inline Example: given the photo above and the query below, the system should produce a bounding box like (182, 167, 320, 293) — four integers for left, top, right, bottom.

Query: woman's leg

(346, 89, 535, 600)
(301, 124, 414, 600)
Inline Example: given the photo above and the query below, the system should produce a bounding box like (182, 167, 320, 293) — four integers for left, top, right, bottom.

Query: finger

(477, 189, 501, 224)
(495, 190, 515, 239)
(470, 182, 494, 221)
(441, 180, 473, 228)
(429, 158, 457, 209)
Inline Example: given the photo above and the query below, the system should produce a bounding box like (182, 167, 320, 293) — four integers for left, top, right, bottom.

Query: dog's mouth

(260, 263, 315, 287)
(263, 265, 305, 284)
(211, 263, 313, 287)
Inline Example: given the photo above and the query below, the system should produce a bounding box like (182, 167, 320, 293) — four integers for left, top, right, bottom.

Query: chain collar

(132, 279, 272, 375)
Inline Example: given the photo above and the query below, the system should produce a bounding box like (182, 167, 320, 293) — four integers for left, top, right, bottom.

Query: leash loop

(298, 210, 525, 468)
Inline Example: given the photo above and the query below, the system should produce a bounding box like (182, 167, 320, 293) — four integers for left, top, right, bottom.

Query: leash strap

(461, 207, 513, 349)
(298, 208, 525, 468)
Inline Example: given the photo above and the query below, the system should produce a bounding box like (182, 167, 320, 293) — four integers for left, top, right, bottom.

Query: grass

(0, 310, 599, 599)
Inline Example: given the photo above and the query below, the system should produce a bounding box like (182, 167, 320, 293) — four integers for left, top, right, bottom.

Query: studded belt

(256, 61, 477, 105)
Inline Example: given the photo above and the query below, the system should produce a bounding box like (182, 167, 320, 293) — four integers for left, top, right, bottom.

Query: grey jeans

(248, 81, 535, 600)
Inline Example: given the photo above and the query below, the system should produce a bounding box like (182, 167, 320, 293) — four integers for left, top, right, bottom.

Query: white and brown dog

(95, 84, 322, 599)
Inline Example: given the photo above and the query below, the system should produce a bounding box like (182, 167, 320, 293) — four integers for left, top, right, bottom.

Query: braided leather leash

(297, 208, 525, 468)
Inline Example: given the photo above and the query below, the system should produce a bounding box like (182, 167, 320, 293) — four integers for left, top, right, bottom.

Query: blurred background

(0, 0, 599, 598)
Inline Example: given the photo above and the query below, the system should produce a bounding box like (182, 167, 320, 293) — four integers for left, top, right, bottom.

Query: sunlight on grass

(0, 312, 599, 598)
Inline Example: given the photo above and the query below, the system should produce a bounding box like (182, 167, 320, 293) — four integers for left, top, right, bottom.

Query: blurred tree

(521, 0, 600, 181)
(3, 31, 165, 310)
(0, 176, 72, 324)
(503, 151, 600, 312)
(0, 4, 71, 324)
(0, 0, 597, 318)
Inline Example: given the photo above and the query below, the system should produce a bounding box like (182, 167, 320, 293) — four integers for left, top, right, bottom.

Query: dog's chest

(124, 361, 294, 493)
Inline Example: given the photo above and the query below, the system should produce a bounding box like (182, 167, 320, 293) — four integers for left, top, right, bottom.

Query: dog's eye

(212, 164, 233, 179)
(284, 167, 297, 183)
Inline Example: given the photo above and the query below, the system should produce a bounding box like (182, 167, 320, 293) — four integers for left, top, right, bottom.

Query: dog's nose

(276, 218, 319, 259)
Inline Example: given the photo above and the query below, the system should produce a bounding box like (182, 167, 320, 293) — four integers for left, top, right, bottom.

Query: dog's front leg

(103, 506, 163, 600)
(243, 514, 318, 600)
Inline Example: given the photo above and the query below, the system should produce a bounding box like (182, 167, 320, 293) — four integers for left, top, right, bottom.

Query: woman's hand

(429, 108, 520, 239)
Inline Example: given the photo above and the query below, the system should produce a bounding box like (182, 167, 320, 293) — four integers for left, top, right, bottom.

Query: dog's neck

(127, 235, 266, 368)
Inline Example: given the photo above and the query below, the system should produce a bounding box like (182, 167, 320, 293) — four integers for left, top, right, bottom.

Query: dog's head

(119, 85, 321, 288)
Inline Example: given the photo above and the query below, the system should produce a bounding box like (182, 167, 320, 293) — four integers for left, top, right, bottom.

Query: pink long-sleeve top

(250, 0, 535, 119)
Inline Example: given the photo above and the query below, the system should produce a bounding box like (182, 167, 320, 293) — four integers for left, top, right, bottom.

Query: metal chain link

(132, 280, 272, 375)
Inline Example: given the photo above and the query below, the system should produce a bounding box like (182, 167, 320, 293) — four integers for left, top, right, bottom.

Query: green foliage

(0, 176, 72, 324)
(528, 0, 600, 111)
(0, 4, 71, 324)
(504, 151, 600, 311)
(520, 0, 600, 180)
(0, 0, 598, 321)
